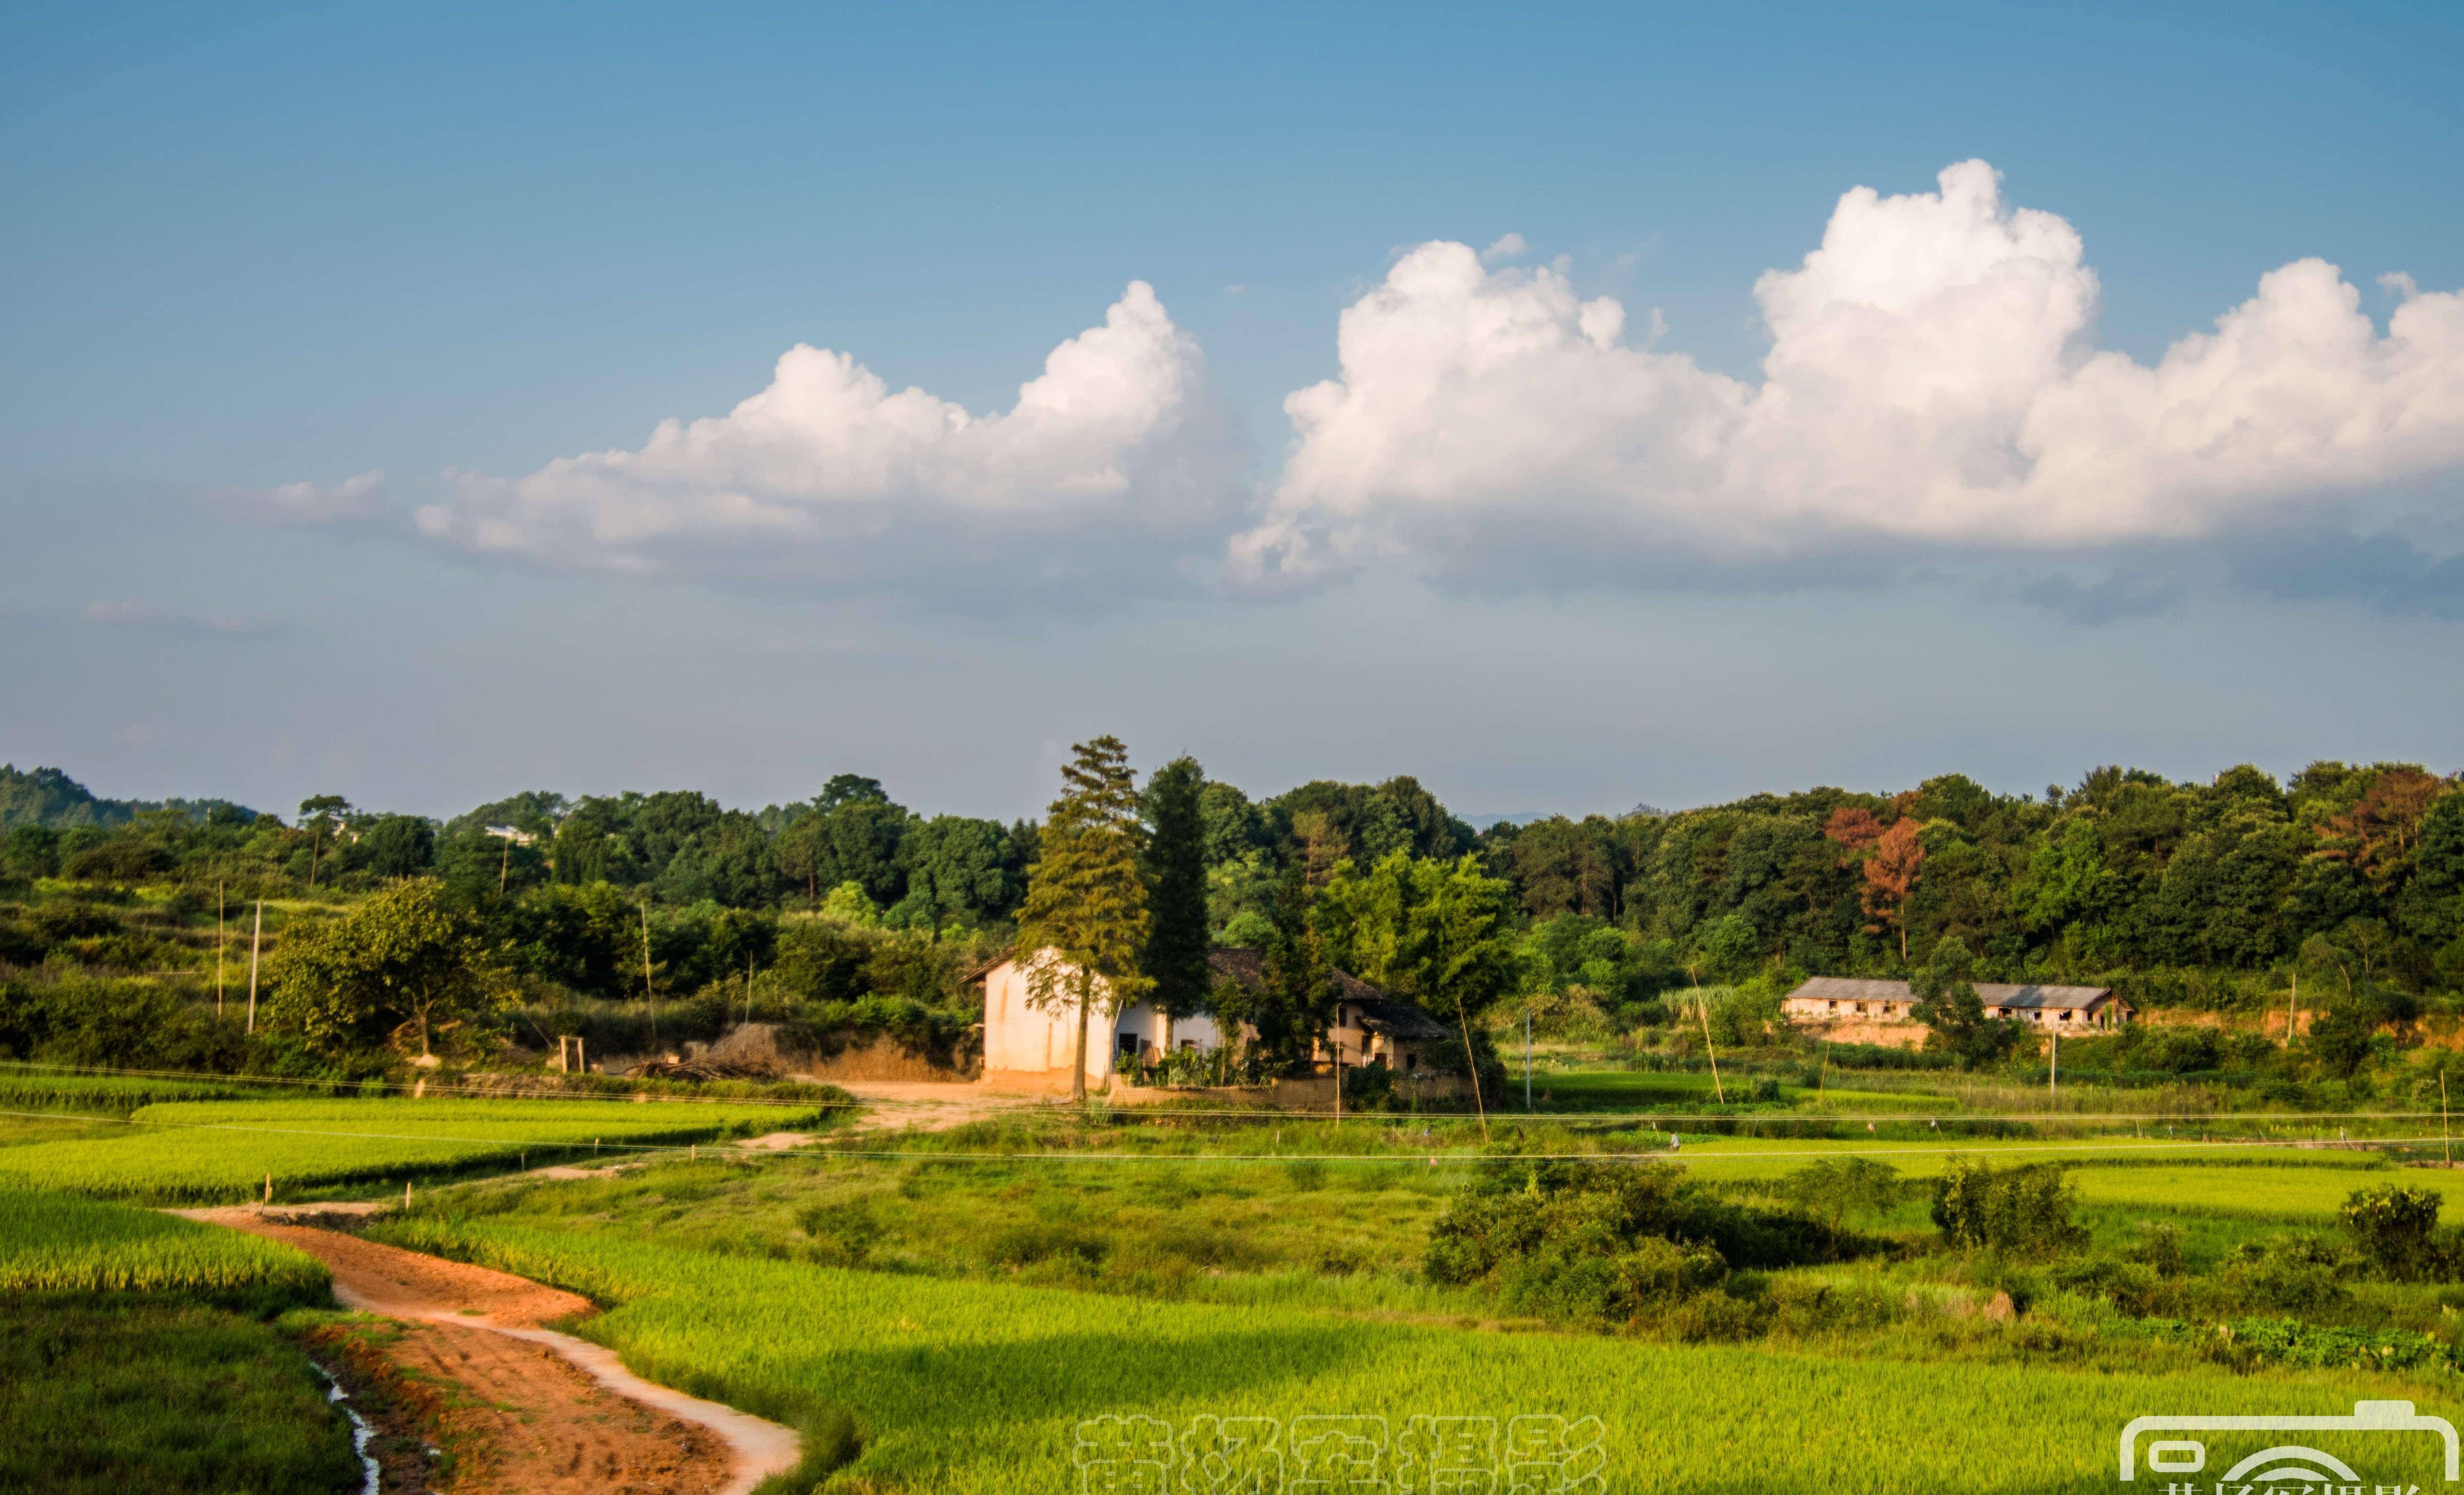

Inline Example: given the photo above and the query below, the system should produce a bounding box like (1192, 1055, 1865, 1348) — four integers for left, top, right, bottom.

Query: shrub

(1777, 1158, 1909, 1237)
(1764, 1277, 1903, 1337)
(2219, 1241, 2352, 1315)
(2134, 1223, 2184, 1278)
(984, 1221, 1109, 1271)
(1658, 1289, 1768, 1343)
(1930, 1162, 2087, 1256)
(2339, 1184, 2447, 1279)
(1425, 1159, 1852, 1327)
(2050, 1256, 2165, 1316)
(795, 1200, 884, 1268)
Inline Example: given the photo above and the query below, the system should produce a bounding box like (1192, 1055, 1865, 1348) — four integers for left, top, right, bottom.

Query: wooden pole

(2049, 1026, 2058, 1106)
(1697, 989, 1725, 1104)
(640, 903, 657, 1045)
(215, 880, 226, 1018)
(2444, 1070, 2452, 1167)
(1454, 1002, 1489, 1143)
(1524, 1005, 1532, 1112)
(246, 900, 263, 1034)
(498, 839, 509, 893)
(2286, 972, 2298, 1049)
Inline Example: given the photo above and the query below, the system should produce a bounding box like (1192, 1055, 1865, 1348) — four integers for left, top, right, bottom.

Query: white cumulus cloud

(415, 282, 1245, 598)
(1234, 160, 2464, 590)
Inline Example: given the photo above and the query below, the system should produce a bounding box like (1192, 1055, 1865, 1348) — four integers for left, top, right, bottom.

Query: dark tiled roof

(1207, 949, 1451, 1039)
(1785, 976, 2120, 1011)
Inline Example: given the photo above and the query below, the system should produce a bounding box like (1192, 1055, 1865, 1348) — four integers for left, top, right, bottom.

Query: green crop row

(0, 1097, 834, 1202)
(2068, 1163, 2464, 1221)
(370, 1216, 2463, 1494)
(0, 1064, 278, 1113)
(0, 1187, 328, 1304)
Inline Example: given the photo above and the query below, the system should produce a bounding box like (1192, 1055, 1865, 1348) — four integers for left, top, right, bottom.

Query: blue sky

(5, 1, 2461, 821)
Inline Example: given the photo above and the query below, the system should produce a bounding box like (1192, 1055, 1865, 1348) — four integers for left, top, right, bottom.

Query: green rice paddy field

(371, 1214, 2464, 1495)
(10, 1075, 2464, 1493)
(0, 1096, 838, 1202)
(0, 1187, 328, 1301)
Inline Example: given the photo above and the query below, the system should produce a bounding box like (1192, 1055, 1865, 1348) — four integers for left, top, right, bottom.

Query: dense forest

(2, 755, 2460, 1080)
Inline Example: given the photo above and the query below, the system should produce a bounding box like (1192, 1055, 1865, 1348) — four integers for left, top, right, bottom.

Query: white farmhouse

(974, 947, 1449, 1092)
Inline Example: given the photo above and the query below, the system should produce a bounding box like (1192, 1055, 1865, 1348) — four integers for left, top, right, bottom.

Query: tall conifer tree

(1143, 755, 1211, 1019)
(1017, 736, 1151, 1102)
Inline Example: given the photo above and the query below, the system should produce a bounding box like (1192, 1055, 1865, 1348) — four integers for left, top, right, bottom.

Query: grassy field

(368, 1212, 2463, 1495)
(0, 1295, 365, 1495)
(0, 1184, 358, 1493)
(12, 1079, 2464, 1494)
(0, 1187, 331, 1304)
(1527, 1069, 1955, 1114)
(2067, 1161, 2464, 1221)
(0, 1063, 280, 1113)
(0, 1096, 841, 1202)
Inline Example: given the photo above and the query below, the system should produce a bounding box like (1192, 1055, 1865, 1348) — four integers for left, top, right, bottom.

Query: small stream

(315, 1365, 383, 1495)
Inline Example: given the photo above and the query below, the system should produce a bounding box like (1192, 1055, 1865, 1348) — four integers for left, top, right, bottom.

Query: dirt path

(186, 1208, 800, 1495)
(830, 1079, 1052, 1133)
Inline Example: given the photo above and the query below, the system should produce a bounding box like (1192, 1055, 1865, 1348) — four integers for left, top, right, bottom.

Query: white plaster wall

(981, 955, 1115, 1082)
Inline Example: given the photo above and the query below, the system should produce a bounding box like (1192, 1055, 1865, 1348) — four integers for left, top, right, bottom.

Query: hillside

(0, 765, 259, 833)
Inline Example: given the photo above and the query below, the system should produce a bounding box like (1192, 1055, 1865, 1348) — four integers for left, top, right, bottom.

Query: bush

(2051, 1256, 2165, 1316)
(0, 974, 249, 1071)
(984, 1221, 1109, 1271)
(2219, 1237, 2353, 1315)
(1931, 1162, 2087, 1256)
(1425, 1159, 1855, 1327)
(1764, 1277, 1902, 1337)
(2339, 1184, 2448, 1280)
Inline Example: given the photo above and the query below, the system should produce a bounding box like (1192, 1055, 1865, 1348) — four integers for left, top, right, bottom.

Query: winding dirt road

(188, 1209, 800, 1495)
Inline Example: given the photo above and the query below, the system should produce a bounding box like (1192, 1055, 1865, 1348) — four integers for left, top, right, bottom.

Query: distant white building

(973, 947, 1449, 1091)
(1783, 976, 2133, 1031)
(484, 824, 539, 847)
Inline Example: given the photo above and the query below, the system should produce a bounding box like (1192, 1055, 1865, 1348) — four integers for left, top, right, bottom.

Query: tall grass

(0, 1063, 276, 1113)
(0, 1187, 329, 1306)
(0, 1097, 839, 1202)
(0, 1294, 363, 1494)
(370, 1216, 2463, 1494)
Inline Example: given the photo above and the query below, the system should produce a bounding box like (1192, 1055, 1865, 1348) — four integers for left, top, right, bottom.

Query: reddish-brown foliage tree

(1823, 806, 1886, 855)
(2318, 768, 2446, 884)
(1861, 817, 1926, 962)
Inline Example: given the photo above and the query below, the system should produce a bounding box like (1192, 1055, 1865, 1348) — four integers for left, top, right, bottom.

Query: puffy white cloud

(196, 470, 386, 526)
(415, 282, 1245, 597)
(1235, 161, 2464, 589)
(1480, 233, 1528, 264)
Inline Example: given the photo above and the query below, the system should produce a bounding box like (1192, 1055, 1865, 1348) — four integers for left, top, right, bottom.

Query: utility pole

(1524, 1005, 1533, 1111)
(1696, 988, 1724, 1104)
(245, 900, 263, 1034)
(2285, 972, 2298, 1049)
(2049, 1026, 2058, 1106)
(1454, 1002, 1490, 1143)
(215, 880, 227, 1018)
(498, 839, 509, 894)
(2444, 1070, 2453, 1167)
(640, 903, 657, 1045)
